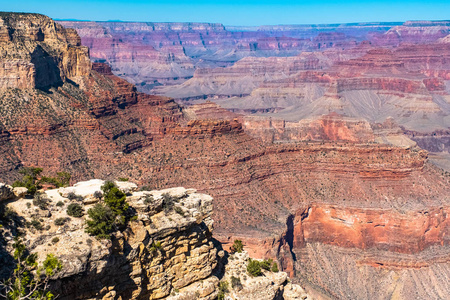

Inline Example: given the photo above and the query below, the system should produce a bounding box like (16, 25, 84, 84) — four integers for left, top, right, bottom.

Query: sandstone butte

(0, 13, 449, 299)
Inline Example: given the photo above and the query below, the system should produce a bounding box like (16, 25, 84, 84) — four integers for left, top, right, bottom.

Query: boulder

(0, 183, 14, 202)
(13, 186, 28, 198)
(114, 181, 138, 194)
(58, 179, 104, 198)
(58, 179, 138, 199)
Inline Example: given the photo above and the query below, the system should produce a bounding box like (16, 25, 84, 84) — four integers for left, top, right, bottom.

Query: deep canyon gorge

(0, 12, 449, 299)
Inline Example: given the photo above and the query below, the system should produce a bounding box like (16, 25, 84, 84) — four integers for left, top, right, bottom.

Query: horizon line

(53, 17, 450, 28)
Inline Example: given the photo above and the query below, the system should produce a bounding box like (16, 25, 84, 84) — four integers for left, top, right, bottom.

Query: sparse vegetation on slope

(12, 168, 43, 196)
(12, 168, 72, 196)
(0, 238, 62, 300)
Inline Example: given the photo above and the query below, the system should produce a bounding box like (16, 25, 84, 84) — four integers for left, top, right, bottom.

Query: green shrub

(30, 219, 43, 231)
(231, 239, 244, 253)
(271, 262, 279, 272)
(247, 259, 262, 277)
(230, 276, 242, 290)
(101, 181, 116, 193)
(67, 192, 83, 201)
(217, 281, 229, 300)
(143, 194, 154, 204)
(54, 217, 68, 226)
(85, 182, 133, 239)
(162, 193, 176, 213)
(261, 258, 273, 271)
(149, 241, 162, 252)
(93, 191, 103, 200)
(67, 203, 84, 218)
(118, 177, 129, 181)
(85, 204, 115, 239)
(56, 201, 65, 207)
(51, 237, 60, 244)
(11, 167, 43, 195)
(174, 206, 184, 216)
(40, 171, 71, 188)
(32, 193, 49, 210)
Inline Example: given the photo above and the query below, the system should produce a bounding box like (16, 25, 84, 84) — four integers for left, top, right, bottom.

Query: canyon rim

(0, 3, 450, 300)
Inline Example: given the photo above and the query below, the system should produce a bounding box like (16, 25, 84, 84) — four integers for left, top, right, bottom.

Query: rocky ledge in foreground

(0, 180, 309, 300)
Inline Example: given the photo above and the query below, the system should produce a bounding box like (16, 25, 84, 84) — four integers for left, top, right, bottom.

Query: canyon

(58, 20, 404, 93)
(0, 12, 449, 299)
(60, 19, 450, 170)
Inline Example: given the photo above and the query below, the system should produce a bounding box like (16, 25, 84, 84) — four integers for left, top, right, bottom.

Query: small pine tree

(101, 182, 128, 216)
(103, 186, 128, 216)
(247, 259, 262, 277)
(85, 204, 115, 239)
(12, 167, 43, 196)
(271, 262, 279, 272)
(231, 239, 244, 253)
(0, 238, 62, 300)
(86, 182, 133, 239)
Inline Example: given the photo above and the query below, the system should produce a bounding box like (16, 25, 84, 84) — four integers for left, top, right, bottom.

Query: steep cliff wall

(0, 13, 91, 90)
(0, 182, 311, 300)
(243, 113, 375, 144)
(290, 205, 450, 254)
(5, 186, 220, 299)
(0, 15, 240, 181)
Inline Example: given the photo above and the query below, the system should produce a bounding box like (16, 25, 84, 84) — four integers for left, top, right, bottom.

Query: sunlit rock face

(2, 184, 222, 299)
(0, 12, 91, 90)
(1, 13, 450, 299)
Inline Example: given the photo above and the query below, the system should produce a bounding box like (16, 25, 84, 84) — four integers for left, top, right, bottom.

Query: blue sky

(3, 0, 450, 26)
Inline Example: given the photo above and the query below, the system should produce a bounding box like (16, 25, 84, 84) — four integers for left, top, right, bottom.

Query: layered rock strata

(59, 20, 399, 93)
(243, 113, 375, 144)
(0, 182, 313, 300)
(0, 12, 91, 90)
(2, 184, 221, 299)
(1, 13, 450, 300)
